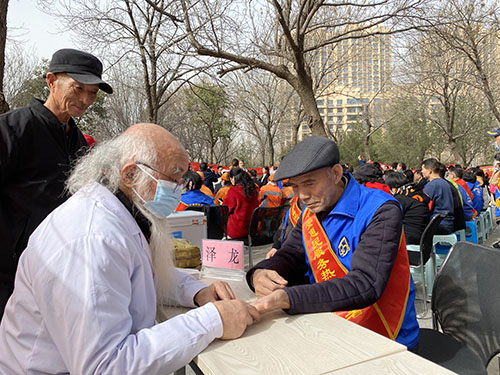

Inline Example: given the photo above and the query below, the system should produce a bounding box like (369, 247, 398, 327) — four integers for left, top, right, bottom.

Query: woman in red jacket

(224, 167, 259, 238)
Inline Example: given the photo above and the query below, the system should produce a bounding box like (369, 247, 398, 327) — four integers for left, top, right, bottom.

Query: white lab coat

(0, 182, 222, 374)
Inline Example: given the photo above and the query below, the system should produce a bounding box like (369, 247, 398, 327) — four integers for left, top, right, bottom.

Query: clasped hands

(193, 270, 291, 340)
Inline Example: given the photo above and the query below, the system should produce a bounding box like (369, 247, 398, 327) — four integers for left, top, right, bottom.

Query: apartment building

(279, 28, 393, 152)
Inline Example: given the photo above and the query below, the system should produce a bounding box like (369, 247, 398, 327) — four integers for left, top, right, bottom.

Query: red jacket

(224, 185, 259, 239)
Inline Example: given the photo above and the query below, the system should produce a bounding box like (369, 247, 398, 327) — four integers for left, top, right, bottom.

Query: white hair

(66, 131, 178, 301)
(66, 132, 157, 195)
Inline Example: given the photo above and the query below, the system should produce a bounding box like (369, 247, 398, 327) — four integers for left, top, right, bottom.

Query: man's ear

(121, 163, 138, 188)
(45, 72, 57, 89)
(332, 164, 344, 183)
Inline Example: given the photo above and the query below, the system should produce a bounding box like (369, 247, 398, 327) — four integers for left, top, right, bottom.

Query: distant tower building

(278, 27, 393, 154)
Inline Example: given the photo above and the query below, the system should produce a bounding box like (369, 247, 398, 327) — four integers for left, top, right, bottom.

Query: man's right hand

(251, 269, 288, 298)
(213, 300, 260, 340)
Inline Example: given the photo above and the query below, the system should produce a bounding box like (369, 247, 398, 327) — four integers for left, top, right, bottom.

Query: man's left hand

(194, 281, 236, 306)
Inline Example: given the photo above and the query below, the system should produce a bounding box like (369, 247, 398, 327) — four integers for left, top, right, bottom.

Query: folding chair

(415, 242, 500, 375)
(186, 205, 229, 240)
(244, 205, 285, 268)
(406, 213, 446, 318)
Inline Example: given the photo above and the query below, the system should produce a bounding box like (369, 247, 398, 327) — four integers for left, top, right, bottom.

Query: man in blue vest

(246, 136, 419, 349)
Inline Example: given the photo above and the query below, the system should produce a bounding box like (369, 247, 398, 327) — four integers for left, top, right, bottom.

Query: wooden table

(159, 276, 455, 375)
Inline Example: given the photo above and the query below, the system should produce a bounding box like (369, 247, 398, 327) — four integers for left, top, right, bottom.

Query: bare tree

(0, 0, 10, 114)
(43, 0, 206, 124)
(402, 32, 481, 161)
(3, 44, 40, 107)
(231, 71, 295, 166)
(175, 0, 428, 136)
(422, 0, 500, 126)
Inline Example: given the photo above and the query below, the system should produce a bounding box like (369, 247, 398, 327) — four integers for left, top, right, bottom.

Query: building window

(316, 99, 324, 106)
(328, 99, 334, 106)
(347, 106, 362, 113)
(337, 99, 343, 106)
(337, 108, 343, 113)
(347, 98, 360, 105)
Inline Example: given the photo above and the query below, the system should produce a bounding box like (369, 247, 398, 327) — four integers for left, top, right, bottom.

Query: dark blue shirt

(424, 178, 454, 233)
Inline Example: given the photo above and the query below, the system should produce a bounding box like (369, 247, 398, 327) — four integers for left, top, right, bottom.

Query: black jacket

(393, 194, 429, 245)
(202, 170, 218, 193)
(0, 98, 88, 284)
(246, 200, 402, 314)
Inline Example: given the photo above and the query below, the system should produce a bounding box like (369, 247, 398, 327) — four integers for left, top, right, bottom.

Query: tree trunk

(266, 127, 274, 166)
(296, 84, 326, 137)
(449, 138, 461, 164)
(0, 0, 10, 114)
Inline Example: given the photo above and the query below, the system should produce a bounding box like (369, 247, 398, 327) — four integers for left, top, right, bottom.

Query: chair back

(417, 213, 446, 266)
(185, 205, 229, 239)
(431, 242, 500, 366)
(247, 205, 285, 246)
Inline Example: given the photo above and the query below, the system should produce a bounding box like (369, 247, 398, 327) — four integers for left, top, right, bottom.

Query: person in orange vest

(247, 136, 419, 349)
(258, 174, 283, 208)
(280, 179, 295, 208)
(196, 171, 214, 198)
(214, 172, 232, 205)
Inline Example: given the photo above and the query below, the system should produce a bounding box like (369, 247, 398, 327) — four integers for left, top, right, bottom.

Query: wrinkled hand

(214, 300, 260, 340)
(251, 269, 288, 298)
(265, 248, 278, 259)
(251, 289, 290, 314)
(194, 281, 235, 306)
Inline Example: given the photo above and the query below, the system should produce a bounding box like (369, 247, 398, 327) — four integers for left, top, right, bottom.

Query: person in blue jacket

(176, 171, 214, 211)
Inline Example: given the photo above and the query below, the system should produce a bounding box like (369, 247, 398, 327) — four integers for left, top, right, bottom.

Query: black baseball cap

(48, 49, 113, 94)
(274, 136, 340, 181)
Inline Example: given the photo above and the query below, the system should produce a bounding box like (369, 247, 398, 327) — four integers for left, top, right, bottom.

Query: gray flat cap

(274, 136, 340, 181)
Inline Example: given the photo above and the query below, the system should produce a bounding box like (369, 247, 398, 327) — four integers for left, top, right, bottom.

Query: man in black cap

(0, 48, 113, 319)
(246, 135, 419, 349)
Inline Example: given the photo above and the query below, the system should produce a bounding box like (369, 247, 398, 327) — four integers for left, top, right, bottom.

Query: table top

(326, 351, 456, 374)
(159, 275, 454, 375)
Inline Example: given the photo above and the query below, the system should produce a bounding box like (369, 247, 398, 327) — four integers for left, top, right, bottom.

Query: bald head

(125, 123, 189, 177)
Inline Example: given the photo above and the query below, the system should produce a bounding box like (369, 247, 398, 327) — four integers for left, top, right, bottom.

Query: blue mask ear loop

(132, 163, 161, 203)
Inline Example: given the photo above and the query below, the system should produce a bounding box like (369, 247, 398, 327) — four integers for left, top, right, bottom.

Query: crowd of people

(349, 157, 493, 248)
(1, 47, 499, 374)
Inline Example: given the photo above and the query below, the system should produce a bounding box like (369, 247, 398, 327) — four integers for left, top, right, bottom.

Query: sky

(7, 1, 74, 59)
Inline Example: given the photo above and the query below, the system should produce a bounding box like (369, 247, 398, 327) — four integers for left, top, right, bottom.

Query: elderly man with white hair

(0, 123, 259, 374)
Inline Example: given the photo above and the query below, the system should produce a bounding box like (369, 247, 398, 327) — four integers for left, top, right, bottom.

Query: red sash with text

(302, 207, 411, 341)
(289, 196, 301, 227)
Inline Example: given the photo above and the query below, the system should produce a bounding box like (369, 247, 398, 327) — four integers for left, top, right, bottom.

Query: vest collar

(325, 173, 360, 219)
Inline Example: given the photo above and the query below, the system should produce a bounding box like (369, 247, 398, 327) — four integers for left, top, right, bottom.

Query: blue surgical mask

(495, 142, 500, 151)
(134, 164, 184, 218)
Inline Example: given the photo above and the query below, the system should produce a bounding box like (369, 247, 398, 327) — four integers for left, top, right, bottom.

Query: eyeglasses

(135, 161, 187, 191)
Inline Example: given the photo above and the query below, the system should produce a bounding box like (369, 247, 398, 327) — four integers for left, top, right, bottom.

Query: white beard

(135, 201, 178, 304)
